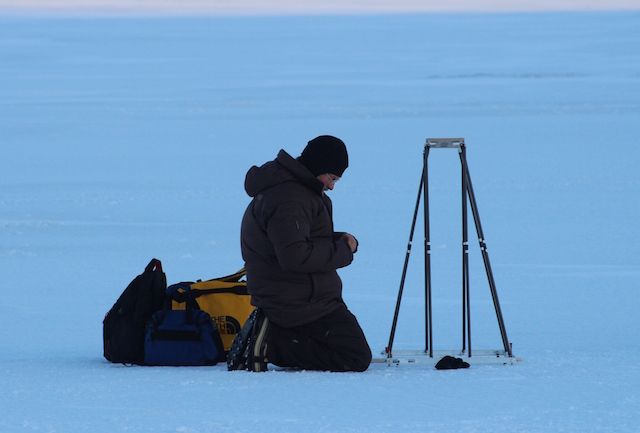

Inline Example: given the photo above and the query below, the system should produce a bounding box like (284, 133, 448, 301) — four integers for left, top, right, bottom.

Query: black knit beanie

(299, 135, 349, 177)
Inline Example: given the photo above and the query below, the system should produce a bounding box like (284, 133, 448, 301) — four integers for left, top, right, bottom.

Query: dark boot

(248, 309, 270, 372)
(227, 309, 259, 371)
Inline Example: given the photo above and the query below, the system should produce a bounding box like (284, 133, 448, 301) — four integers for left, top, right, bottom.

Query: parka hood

(244, 149, 325, 198)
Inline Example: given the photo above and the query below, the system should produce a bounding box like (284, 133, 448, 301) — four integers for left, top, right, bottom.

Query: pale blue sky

(1, 0, 639, 14)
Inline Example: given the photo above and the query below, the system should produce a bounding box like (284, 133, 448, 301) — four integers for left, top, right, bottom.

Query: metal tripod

(385, 138, 513, 364)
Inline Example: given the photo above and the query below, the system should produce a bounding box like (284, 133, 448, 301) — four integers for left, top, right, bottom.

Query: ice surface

(1, 11, 639, 433)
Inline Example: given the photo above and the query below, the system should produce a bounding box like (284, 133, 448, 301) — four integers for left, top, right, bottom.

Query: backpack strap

(190, 285, 249, 296)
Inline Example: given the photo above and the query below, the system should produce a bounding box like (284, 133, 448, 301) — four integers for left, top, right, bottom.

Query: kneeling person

(231, 135, 372, 372)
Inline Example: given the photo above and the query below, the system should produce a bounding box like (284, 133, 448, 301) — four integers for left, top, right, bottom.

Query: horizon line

(1, 0, 640, 16)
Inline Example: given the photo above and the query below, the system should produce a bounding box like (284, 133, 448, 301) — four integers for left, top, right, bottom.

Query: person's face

(318, 173, 340, 191)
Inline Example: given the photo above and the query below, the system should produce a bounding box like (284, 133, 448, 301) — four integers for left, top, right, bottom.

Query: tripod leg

(386, 169, 424, 357)
(424, 145, 433, 357)
(461, 146, 471, 356)
(460, 151, 512, 356)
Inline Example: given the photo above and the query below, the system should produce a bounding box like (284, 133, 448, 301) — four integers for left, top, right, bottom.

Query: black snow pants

(266, 303, 372, 372)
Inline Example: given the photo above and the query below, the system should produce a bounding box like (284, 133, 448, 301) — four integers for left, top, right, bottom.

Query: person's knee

(349, 341, 372, 372)
(351, 358, 371, 372)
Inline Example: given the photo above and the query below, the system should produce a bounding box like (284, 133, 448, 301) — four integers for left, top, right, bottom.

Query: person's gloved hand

(341, 232, 358, 253)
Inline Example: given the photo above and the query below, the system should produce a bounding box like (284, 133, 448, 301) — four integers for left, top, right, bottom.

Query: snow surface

(1, 10, 639, 433)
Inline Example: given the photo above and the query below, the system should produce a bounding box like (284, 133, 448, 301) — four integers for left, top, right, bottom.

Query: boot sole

(227, 309, 258, 371)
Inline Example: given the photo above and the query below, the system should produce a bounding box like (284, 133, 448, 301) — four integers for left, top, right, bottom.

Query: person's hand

(342, 232, 358, 253)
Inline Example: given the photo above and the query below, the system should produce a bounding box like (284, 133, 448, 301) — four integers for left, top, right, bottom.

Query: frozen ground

(1, 10, 639, 433)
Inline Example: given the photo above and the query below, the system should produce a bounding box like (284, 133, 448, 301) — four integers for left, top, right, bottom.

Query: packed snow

(1, 10, 639, 433)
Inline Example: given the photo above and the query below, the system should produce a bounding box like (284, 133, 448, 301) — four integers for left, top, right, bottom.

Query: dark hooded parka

(241, 150, 353, 328)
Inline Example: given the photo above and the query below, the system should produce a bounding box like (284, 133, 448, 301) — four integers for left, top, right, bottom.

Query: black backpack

(103, 259, 167, 364)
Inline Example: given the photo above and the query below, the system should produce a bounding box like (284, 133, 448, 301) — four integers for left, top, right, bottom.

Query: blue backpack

(144, 283, 224, 366)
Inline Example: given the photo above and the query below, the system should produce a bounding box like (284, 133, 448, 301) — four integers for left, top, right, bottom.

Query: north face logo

(213, 316, 242, 335)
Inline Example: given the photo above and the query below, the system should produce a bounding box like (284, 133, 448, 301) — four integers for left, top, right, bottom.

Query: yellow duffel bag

(171, 268, 255, 354)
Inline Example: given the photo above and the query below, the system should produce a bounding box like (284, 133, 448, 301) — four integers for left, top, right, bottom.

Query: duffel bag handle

(167, 282, 201, 308)
(162, 282, 198, 325)
(166, 282, 192, 297)
(218, 268, 246, 283)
